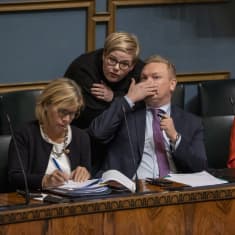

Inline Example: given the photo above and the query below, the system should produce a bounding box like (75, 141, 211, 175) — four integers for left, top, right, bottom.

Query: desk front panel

(0, 199, 234, 235)
(0, 181, 235, 235)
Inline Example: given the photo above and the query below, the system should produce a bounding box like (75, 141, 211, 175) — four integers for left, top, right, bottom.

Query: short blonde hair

(145, 55, 176, 79)
(103, 32, 140, 63)
(35, 77, 84, 124)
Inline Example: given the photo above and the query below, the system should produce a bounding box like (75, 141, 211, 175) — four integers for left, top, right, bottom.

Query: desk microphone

(122, 105, 139, 193)
(0, 96, 30, 205)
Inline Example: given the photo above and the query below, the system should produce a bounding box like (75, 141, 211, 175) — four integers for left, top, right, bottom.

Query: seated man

(89, 55, 207, 179)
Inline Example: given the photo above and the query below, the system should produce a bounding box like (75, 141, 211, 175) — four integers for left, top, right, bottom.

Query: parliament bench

(0, 79, 234, 193)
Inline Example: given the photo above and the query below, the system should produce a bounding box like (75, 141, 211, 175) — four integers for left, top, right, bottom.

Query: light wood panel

(0, 0, 93, 12)
(0, 179, 235, 235)
(1, 202, 234, 235)
(177, 71, 230, 83)
(0, 81, 49, 93)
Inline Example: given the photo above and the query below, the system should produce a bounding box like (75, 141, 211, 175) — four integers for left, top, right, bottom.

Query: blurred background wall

(0, 0, 234, 85)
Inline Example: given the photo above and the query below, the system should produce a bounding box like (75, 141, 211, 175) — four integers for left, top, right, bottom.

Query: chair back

(0, 135, 12, 193)
(200, 80, 235, 117)
(203, 115, 233, 169)
(0, 89, 41, 134)
(172, 83, 184, 109)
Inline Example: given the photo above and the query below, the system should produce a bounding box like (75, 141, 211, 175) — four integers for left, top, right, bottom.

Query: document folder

(45, 179, 112, 198)
(46, 187, 112, 198)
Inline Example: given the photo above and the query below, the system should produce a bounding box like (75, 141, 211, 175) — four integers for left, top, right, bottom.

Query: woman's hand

(42, 170, 69, 188)
(70, 166, 90, 182)
(90, 82, 114, 102)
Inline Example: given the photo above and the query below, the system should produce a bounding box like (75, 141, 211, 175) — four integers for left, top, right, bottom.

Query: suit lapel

(171, 105, 182, 130)
(134, 105, 146, 158)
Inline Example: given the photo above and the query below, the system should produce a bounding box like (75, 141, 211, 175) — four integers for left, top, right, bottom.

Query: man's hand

(126, 78, 157, 103)
(91, 82, 114, 102)
(159, 113, 178, 142)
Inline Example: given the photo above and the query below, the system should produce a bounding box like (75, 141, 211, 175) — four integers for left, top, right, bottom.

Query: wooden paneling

(0, 1, 95, 52)
(0, 81, 49, 93)
(0, 1, 93, 12)
(0, 0, 227, 11)
(0, 0, 229, 86)
(1, 202, 234, 235)
(0, 0, 228, 51)
(0, 180, 235, 234)
(177, 71, 230, 83)
(0, 71, 229, 93)
(108, 0, 228, 34)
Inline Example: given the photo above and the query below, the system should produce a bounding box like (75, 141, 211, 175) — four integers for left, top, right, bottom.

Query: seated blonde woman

(8, 78, 91, 190)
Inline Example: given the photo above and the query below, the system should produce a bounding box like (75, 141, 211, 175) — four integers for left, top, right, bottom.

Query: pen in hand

(51, 158, 69, 184)
(52, 157, 63, 172)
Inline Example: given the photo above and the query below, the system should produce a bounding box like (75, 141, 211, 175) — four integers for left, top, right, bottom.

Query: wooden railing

(0, 71, 230, 93)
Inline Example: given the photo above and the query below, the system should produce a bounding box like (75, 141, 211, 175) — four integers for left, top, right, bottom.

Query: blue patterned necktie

(151, 109, 170, 177)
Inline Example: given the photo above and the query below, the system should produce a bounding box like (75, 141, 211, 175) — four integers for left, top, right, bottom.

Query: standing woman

(64, 31, 144, 129)
(8, 78, 91, 190)
(64, 32, 144, 174)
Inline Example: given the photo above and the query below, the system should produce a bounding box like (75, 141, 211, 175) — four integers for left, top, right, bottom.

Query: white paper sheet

(167, 171, 228, 187)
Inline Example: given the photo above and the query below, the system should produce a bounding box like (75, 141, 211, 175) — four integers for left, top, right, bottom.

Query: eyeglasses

(57, 108, 78, 119)
(105, 56, 132, 71)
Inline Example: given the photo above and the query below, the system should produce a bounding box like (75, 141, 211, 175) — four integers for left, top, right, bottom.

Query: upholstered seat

(199, 80, 235, 117)
(203, 115, 233, 169)
(0, 89, 41, 135)
(171, 83, 184, 109)
(183, 82, 202, 116)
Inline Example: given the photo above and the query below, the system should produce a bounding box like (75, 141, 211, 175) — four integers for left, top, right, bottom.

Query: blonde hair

(103, 32, 140, 63)
(145, 55, 176, 79)
(35, 77, 84, 124)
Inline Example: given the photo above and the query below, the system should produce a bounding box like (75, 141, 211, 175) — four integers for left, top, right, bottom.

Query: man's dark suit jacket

(89, 97, 208, 178)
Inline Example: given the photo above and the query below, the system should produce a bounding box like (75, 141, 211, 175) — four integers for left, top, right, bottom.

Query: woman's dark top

(8, 121, 91, 190)
(64, 48, 144, 128)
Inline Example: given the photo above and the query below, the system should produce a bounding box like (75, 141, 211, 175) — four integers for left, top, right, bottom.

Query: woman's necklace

(42, 126, 69, 158)
(51, 132, 69, 158)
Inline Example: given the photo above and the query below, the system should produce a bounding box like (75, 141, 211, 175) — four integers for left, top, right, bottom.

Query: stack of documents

(47, 179, 111, 197)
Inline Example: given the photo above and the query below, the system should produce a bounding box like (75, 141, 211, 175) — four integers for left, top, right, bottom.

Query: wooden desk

(0, 181, 235, 235)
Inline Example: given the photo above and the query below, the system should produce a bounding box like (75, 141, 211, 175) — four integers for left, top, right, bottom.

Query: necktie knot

(151, 108, 165, 120)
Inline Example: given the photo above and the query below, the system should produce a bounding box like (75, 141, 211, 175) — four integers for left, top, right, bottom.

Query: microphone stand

(0, 95, 30, 205)
(122, 105, 139, 193)
(6, 114, 30, 205)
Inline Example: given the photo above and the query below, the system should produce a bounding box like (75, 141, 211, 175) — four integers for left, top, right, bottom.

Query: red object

(228, 117, 235, 168)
